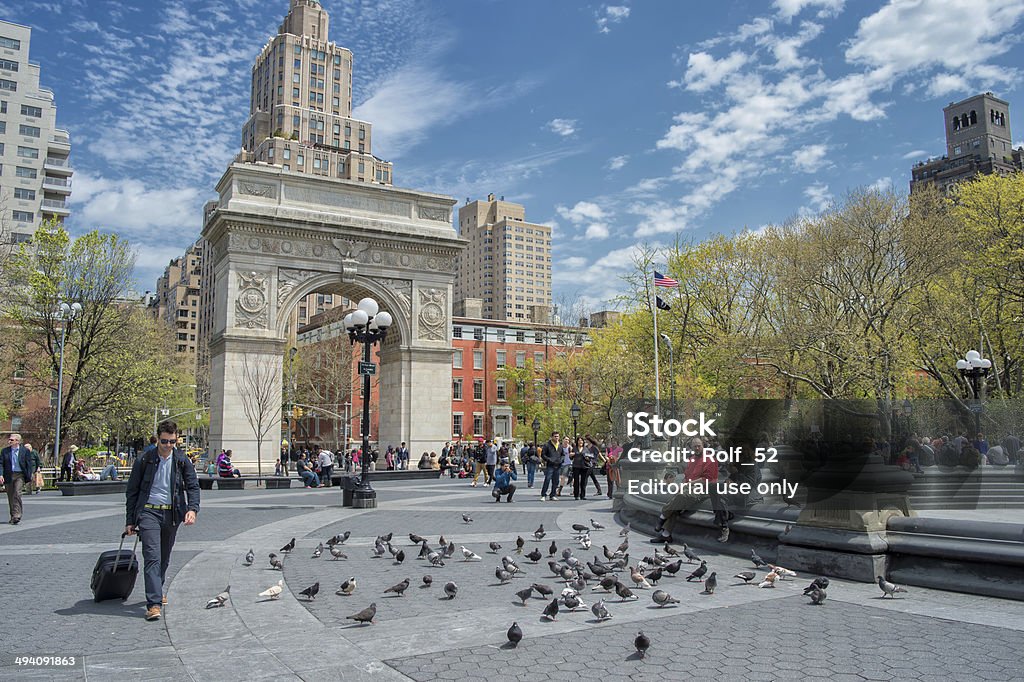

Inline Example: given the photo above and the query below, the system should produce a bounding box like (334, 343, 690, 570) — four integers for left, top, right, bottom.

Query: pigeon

(595, 576, 617, 592)
(734, 571, 757, 584)
(602, 545, 618, 560)
(422, 575, 433, 588)
(388, 543, 400, 557)
(534, 523, 545, 536)
(311, 543, 324, 559)
(384, 578, 410, 597)
(616, 540, 629, 554)
(205, 585, 230, 609)
(682, 544, 700, 564)
(592, 599, 612, 621)
(580, 536, 592, 550)
(758, 571, 778, 588)
(531, 583, 554, 597)
(371, 542, 386, 559)
(803, 577, 830, 595)
(662, 543, 679, 557)
(346, 602, 376, 625)
(808, 586, 827, 605)
(568, 576, 587, 593)
(299, 582, 320, 600)
(751, 549, 768, 568)
(587, 560, 609, 577)
(417, 541, 431, 559)
(443, 542, 457, 559)
(572, 523, 589, 533)
(646, 568, 663, 585)
(561, 548, 574, 561)
(770, 565, 797, 580)
(330, 546, 348, 560)
(651, 589, 679, 607)
(620, 522, 631, 536)
(630, 567, 652, 589)
(702, 572, 717, 595)
(489, 542, 503, 553)
(280, 538, 296, 553)
(461, 546, 482, 561)
(327, 531, 350, 546)
(877, 576, 908, 599)
(380, 532, 393, 543)
(534, 528, 546, 542)
(664, 560, 683, 576)
(439, 535, 448, 547)
(515, 587, 534, 604)
(444, 581, 458, 599)
(242, 549, 254, 566)
(615, 581, 638, 601)
(542, 597, 559, 621)
(394, 550, 405, 564)
(686, 561, 708, 582)
(634, 631, 650, 658)
(560, 566, 575, 581)
(502, 556, 525, 575)
(409, 533, 427, 545)
(516, 536, 525, 554)
(495, 567, 512, 584)
(269, 553, 284, 570)
(462, 514, 473, 523)
(428, 552, 446, 567)
(591, 518, 605, 530)
(548, 560, 563, 576)
(549, 540, 558, 556)
(507, 622, 523, 647)
(337, 577, 356, 596)
(258, 580, 283, 600)
(525, 549, 543, 563)
(563, 592, 585, 611)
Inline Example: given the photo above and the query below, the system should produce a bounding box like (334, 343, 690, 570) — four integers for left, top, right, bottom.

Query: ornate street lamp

(531, 416, 541, 452)
(344, 297, 392, 509)
(54, 302, 81, 467)
(956, 350, 991, 438)
(570, 402, 581, 443)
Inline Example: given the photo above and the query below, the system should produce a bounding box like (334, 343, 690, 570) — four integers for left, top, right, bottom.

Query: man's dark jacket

(541, 440, 563, 467)
(125, 448, 200, 526)
(1, 446, 34, 481)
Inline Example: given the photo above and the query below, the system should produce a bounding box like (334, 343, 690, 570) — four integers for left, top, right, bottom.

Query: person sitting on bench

(217, 450, 241, 478)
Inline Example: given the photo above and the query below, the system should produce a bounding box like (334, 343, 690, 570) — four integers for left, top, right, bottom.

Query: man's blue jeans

(526, 461, 537, 487)
(540, 465, 559, 498)
(301, 471, 320, 487)
(138, 507, 178, 608)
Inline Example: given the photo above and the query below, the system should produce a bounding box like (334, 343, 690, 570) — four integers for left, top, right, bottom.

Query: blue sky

(4, 0, 1024, 309)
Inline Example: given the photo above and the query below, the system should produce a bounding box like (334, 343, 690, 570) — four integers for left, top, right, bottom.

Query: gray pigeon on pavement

(422, 575, 432, 588)
(808, 586, 827, 605)
(507, 622, 523, 647)
(734, 571, 757, 584)
(205, 585, 230, 609)
(384, 578, 410, 597)
(299, 582, 320, 601)
(444, 581, 458, 599)
(330, 546, 347, 560)
(242, 549, 254, 566)
(515, 587, 534, 604)
(346, 602, 376, 625)
(702, 572, 717, 595)
(542, 597, 559, 621)
(591, 599, 611, 621)
(877, 576, 908, 598)
(651, 589, 679, 607)
(634, 631, 650, 658)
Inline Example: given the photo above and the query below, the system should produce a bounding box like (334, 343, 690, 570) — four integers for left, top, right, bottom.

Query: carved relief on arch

(235, 270, 270, 329)
(278, 268, 321, 307)
(417, 287, 448, 341)
(377, 277, 413, 321)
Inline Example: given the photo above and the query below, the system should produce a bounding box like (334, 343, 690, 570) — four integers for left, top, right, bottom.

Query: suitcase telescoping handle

(117, 531, 140, 572)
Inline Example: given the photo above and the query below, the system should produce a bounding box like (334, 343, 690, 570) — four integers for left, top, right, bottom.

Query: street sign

(969, 403, 984, 413)
(358, 361, 377, 376)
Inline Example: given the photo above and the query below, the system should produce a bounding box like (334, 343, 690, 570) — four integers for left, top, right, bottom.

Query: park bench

(55, 480, 129, 496)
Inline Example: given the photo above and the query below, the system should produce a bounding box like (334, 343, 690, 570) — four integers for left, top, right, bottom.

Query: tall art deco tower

(239, 0, 394, 186)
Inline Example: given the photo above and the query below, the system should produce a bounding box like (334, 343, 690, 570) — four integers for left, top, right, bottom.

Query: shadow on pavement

(55, 599, 145, 619)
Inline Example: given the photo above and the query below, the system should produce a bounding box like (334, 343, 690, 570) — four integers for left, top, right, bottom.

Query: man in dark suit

(124, 420, 200, 621)
(2, 432, 33, 524)
(59, 445, 77, 482)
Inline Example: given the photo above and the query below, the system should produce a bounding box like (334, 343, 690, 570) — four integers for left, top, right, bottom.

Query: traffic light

(293, 406, 304, 419)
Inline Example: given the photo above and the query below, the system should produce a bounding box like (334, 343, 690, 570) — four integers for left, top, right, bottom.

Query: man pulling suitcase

(124, 420, 200, 621)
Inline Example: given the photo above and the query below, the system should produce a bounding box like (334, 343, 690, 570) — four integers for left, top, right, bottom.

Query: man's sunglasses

(159, 438, 177, 445)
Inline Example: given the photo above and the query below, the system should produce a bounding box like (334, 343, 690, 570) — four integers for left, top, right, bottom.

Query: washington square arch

(202, 162, 465, 472)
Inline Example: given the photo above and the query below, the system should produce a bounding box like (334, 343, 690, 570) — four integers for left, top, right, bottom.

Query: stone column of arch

(203, 163, 465, 473)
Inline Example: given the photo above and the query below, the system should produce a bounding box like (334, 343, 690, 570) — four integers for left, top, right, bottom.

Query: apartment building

(0, 20, 72, 242)
(155, 239, 210, 364)
(455, 194, 552, 323)
(239, 0, 394, 185)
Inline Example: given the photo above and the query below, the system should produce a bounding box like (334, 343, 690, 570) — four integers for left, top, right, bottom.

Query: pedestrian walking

(124, 420, 200, 621)
(59, 444, 77, 482)
(2, 433, 33, 524)
(540, 431, 563, 501)
(318, 448, 334, 486)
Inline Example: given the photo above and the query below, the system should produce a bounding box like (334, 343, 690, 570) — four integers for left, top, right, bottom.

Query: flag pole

(651, 277, 661, 416)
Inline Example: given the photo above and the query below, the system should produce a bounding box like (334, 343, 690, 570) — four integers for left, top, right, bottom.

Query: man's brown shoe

(145, 606, 162, 621)
(162, 596, 167, 605)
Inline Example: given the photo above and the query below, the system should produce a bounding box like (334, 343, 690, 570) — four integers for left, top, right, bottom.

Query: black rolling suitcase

(91, 532, 140, 602)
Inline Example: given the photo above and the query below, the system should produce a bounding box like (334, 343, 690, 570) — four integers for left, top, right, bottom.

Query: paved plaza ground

(2, 477, 1023, 681)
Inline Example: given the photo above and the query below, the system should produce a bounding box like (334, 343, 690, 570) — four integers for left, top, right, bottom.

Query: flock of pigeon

(201, 514, 910, 659)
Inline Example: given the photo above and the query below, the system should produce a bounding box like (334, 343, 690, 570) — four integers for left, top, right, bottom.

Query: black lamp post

(532, 416, 540, 452)
(570, 403, 581, 443)
(344, 298, 393, 509)
(956, 350, 991, 439)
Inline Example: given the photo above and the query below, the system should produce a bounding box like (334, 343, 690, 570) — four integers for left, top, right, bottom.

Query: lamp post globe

(957, 350, 991, 438)
(532, 416, 541, 450)
(570, 403, 581, 443)
(346, 296, 390, 509)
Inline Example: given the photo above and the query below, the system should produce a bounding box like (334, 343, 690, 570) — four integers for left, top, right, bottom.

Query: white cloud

(758, 21, 823, 70)
(697, 17, 773, 49)
(563, 256, 587, 268)
(867, 177, 893, 193)
(792, 144, 829, 172)
(546, 118, 578, 137)
(676, 51, 747, 91)
(774, 0, 844, 21)
(69, 175, 202, 235)
(585, 224, 611, 239)
(558, 201, 607, 223)
(607, 155, 629, 171)
(928, 73, 969, 97)
(596, 5, 631, 33)
(902, 149, 928, 160)
(800, 182, 832, 215)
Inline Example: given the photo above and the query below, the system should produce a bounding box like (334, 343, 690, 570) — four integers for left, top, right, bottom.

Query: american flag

(654, 270, 679, 288)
